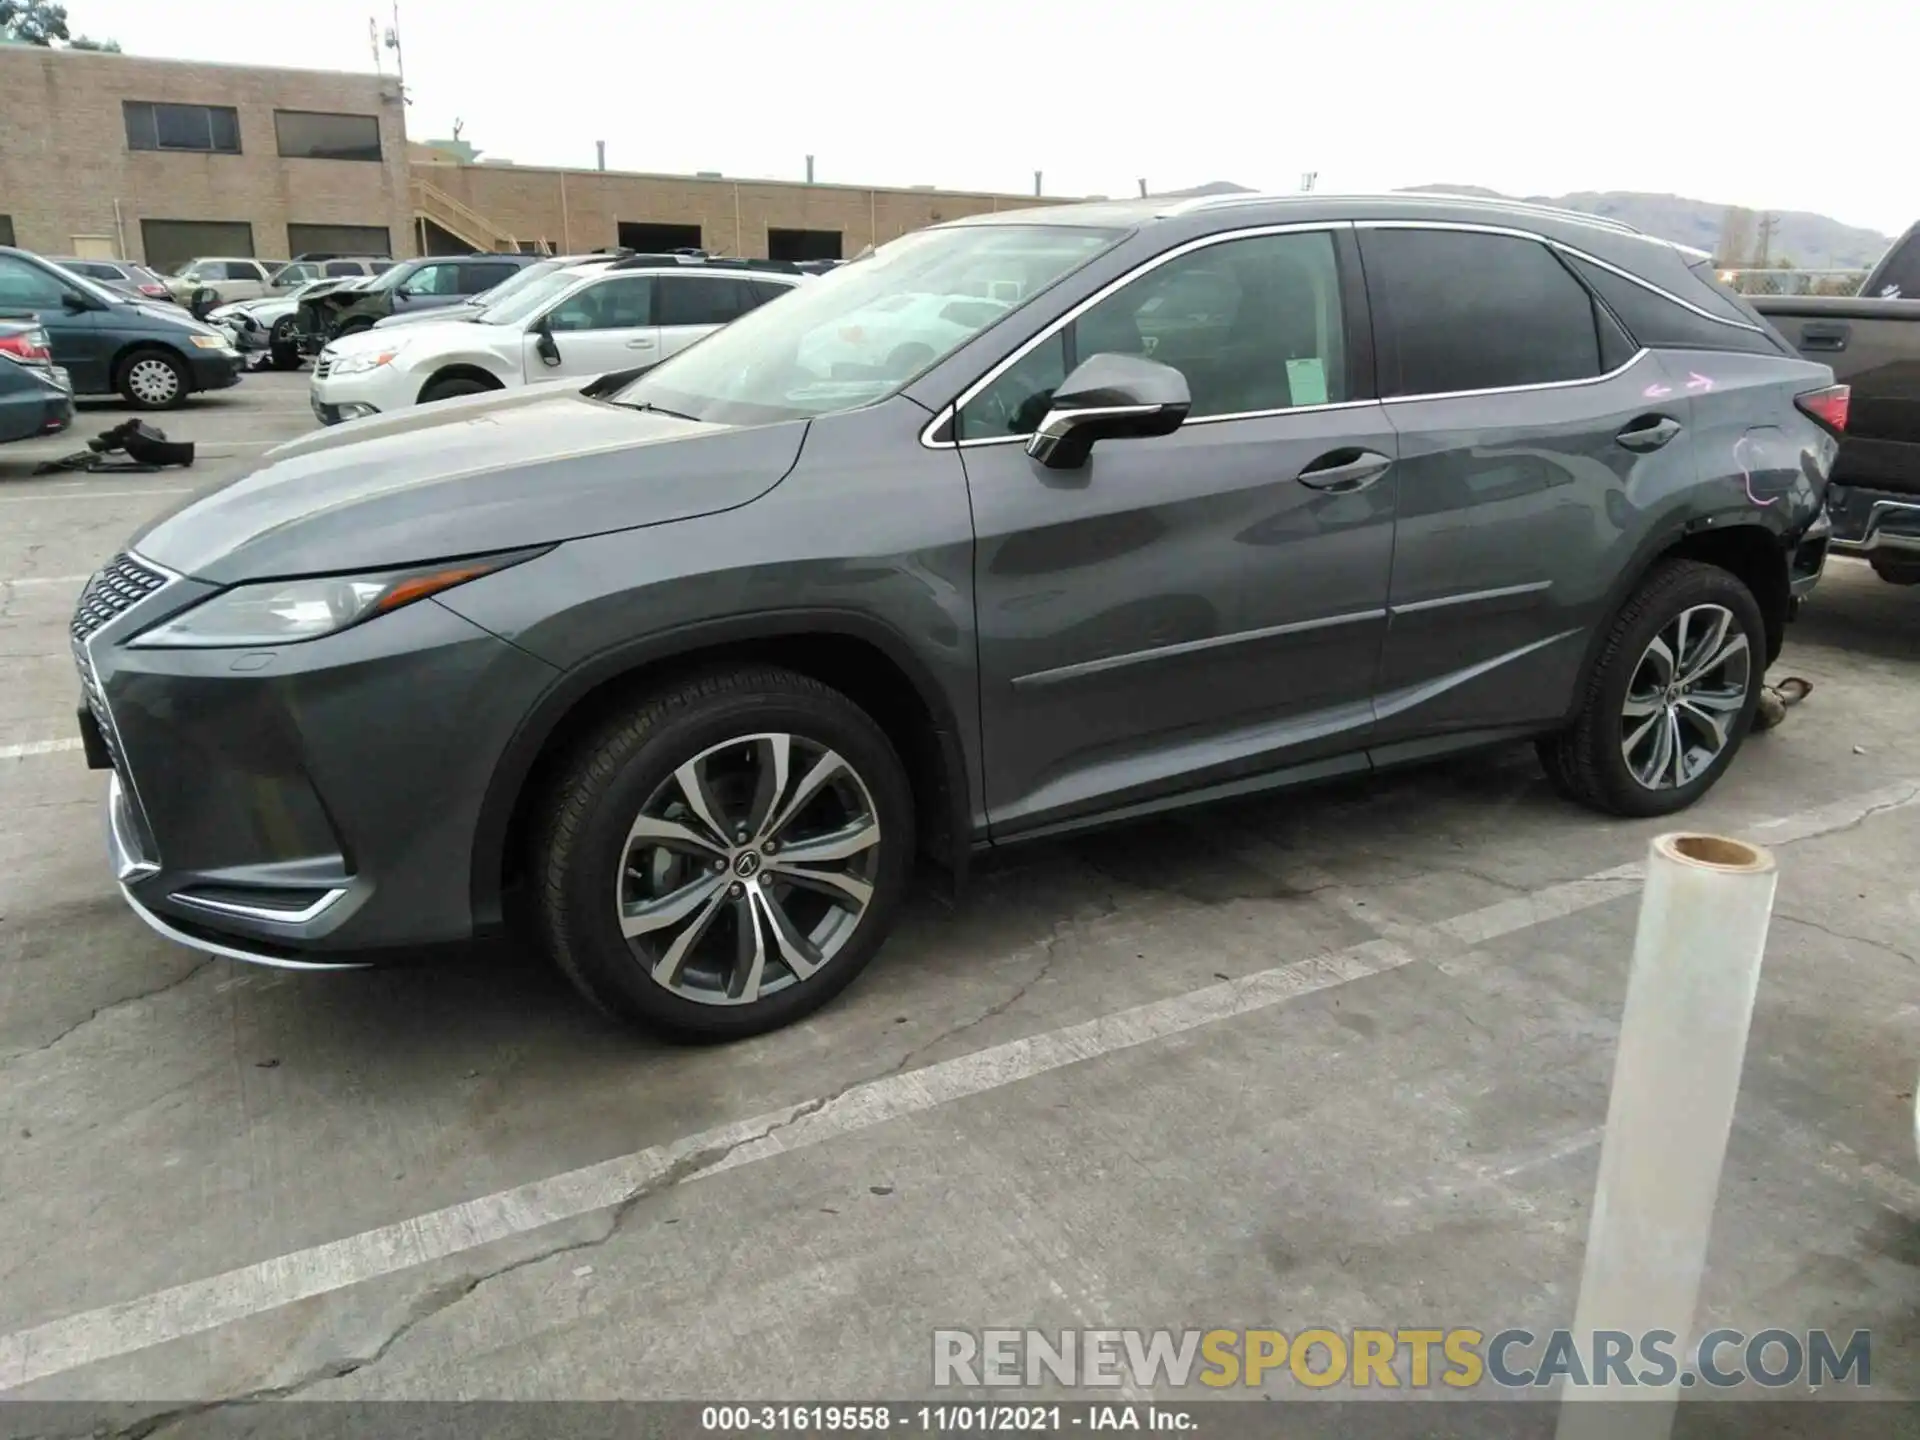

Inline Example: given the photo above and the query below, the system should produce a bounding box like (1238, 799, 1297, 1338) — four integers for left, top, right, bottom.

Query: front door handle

(1295, 448, 1392, 493)
(1617, 415, 1683, 452)
(626, 338, 655, 349)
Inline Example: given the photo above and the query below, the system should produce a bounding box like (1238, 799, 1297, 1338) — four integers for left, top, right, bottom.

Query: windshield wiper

(626, 400, 701, 421)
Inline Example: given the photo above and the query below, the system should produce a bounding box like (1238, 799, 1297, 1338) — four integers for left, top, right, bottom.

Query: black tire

(532, 667, 915, 1039)
(1537, 559, 1765, 818)
(115, 347, 190, 410)
(419, 376, 496, 405)
(268, 316, 302, 371)
(1868, 554, 1920, 586)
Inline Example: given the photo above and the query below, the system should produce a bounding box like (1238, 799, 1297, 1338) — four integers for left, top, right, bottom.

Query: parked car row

(310, 253, 806, 421)
(0, 246, 242, 407)
(73, 192, 1841, 1042)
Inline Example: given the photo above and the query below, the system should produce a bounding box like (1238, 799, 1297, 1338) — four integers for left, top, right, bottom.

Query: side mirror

(62, 290, 95, 313)
(533, 317, 560, 366)
(394, 284, 413, 300)
(1025, 353, 1190, 470)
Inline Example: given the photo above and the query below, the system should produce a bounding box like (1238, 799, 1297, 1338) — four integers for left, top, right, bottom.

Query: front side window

(545, 276, 653, 332)
(458, 262, 519, 294)
(612, 223, 1120, 426)
(124, 102, 240, 154)
(323, 261, 361, 277)
(404, 263, 461, 297)
(274, 111, 381, 162)
(959, 230, 1349, 440)
(1360, 229, 1602, 397)
(223, 261, 265, 281)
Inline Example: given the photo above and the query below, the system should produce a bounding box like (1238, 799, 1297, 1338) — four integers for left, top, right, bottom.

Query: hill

(1403, 185, 1893, 269)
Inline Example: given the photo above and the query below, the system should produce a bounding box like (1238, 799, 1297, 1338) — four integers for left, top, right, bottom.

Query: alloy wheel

(1621, 603, 1750, 791)
(615, 732, 882, 1006)
(126, 358, 180, 406)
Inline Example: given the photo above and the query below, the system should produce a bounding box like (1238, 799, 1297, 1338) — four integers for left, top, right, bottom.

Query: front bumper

(185, 347, 243, 392)
(1823, 484, 1920, 560)
(77, 555, 559, 964)
(309, 364, 400, 424)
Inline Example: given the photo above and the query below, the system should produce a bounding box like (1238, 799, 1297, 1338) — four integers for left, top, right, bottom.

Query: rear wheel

(116, 348, 189, 409)
(1538, 559, 1764, 817)
(532, 667, 914, 1038)
(1868, 554, 1920, 586)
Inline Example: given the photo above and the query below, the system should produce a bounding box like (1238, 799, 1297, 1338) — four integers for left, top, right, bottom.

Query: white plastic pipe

(1557, 832, 1777, 1440)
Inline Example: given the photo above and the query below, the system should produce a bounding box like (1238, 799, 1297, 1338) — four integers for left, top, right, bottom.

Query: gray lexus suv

(74, 193, 1841, 1037)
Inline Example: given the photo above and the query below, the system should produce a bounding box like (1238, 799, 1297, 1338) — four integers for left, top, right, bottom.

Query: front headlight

(131, 550, 547, 648)
(188, 334, 233, 349)
(328, 345, 406, 377)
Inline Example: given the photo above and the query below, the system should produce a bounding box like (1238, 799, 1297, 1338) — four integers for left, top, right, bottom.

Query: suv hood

(130, 386, 807, 585)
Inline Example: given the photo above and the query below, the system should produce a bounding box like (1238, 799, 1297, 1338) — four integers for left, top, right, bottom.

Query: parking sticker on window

(1286, 357, 1328, 406)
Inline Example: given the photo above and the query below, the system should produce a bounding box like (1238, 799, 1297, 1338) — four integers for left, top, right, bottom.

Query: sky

(55, 0, 1920, 236)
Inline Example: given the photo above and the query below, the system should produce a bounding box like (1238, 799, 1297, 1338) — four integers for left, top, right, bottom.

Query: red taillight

(0, 329, 50, 364)
(1795, 384, 1849, 436)
(140, 283, 168, 297)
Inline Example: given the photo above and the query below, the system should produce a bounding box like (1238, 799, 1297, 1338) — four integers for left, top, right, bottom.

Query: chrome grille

(71, 552, 167, 643)
(73, 643, 122, 773)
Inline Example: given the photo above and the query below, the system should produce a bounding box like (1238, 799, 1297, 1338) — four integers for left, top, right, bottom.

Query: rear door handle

(1616, 415, 1683, 452)
(626, 338, 655, 349)
(1799, 323, 1849, 352)
(1295, 448, 1392, 493)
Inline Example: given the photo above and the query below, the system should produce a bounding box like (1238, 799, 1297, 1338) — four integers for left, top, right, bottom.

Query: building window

(768, 228, 843, 262)
(140, 219, 254, 275)
(274, 110, 382, 162)
(617, 221, 703, 253)
(0, 215, 14, 247)
(286, 223, 391, 259)
(124, 101, 241, 154)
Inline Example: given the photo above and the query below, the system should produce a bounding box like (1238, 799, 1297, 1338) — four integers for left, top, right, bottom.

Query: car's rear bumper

(79, 560, 559, 964)
(1824, 484, 1920, 559)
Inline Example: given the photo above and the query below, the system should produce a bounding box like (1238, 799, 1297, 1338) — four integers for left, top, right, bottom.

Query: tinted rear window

(1359, 229, 1602, 397)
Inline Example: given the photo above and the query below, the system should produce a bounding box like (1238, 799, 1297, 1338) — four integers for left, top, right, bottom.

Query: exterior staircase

(411, 177, 529, 253)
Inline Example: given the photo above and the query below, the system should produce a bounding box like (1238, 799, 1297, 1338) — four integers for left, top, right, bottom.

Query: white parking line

(0, 489, 192, 503)
(0, 574, 89, 588)
(0, 738, 82, 761)
(0, 776, 1913, 1392)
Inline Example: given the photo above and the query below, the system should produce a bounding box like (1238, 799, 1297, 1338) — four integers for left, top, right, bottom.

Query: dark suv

(295, 253, 539, 349)
(75, 195, 1840, 1037)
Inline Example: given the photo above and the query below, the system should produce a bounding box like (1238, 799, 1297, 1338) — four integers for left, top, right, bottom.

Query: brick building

(0, 47, 412, 270)
(0, 47, 1061, 272)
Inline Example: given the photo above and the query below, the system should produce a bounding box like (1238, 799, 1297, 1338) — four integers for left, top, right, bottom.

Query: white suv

(309, 258, 803, 424)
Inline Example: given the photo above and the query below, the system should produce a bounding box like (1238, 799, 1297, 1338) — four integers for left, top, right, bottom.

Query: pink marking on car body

(1643, 382, 1673, 398)
(1686, 372, 1714, 392)
(1734, 434, 1776, 506)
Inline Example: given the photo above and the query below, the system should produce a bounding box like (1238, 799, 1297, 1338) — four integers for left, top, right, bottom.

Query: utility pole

(1300, 171, 1317, 192)
(806, 154, 815, 184)
(1034, 170, 1042, 197)
(596, 140, 606, 172)
(383, 0, 407, 102)
(368, 16, 382, 73)
(1756, 211, 1776, 267)
(1137, 177, 1148, 198)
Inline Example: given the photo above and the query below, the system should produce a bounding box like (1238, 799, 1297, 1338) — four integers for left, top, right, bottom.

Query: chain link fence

(1715, 268, 1867, 297)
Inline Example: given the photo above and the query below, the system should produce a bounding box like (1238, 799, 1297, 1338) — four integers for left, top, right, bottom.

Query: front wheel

(116, 348, 189, 409)
(532, 667, 915, 1038)
(268, 316, 302, 370)
(1538, 559, 1764, 818)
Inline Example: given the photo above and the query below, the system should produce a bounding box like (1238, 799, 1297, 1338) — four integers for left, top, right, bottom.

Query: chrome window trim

(920, 220, 1350, 450)
(1352, 219, 1763, 333)
(1380, 347, 1651, 406)
(937, 396, 1383, 450)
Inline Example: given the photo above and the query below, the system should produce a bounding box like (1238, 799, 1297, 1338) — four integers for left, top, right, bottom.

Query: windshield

(363, 261, 423, 295)
(610, 224, 1120, 424)
(470, 259, 568, 315)
(480, 266, 601, 327)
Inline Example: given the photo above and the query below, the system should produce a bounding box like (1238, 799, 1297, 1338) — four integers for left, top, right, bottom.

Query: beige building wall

(0, 48, 412, 264)
(410, 156, 1063, 258)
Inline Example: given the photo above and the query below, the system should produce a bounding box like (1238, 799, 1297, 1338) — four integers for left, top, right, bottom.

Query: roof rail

(606, 253, 804, 274)
(1156, 189, 1644, 239)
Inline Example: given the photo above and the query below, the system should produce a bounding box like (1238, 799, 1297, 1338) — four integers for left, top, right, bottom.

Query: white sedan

(309, 261, 801, 424)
